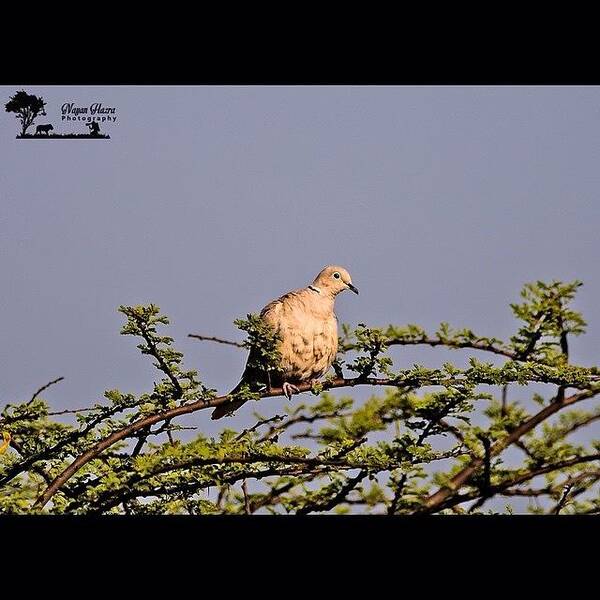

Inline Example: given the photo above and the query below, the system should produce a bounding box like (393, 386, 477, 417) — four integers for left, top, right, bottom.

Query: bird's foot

(282, 382, 300, 400)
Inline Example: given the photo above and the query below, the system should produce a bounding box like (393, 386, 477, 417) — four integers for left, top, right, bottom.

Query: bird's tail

(211, 379, 249, 420)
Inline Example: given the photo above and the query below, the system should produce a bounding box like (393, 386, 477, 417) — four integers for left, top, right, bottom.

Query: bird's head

(311, 265, 358, 297)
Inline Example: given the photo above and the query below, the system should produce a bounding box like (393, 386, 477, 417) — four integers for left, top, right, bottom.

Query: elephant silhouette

(35, 124, 53, 135)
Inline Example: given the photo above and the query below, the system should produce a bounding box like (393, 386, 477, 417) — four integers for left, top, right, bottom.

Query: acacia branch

(235, 414, 285, 441)
(192, 329, 518, 359)
(421, 388, 600, 513)
(467, 434, 492, 513)
(0, 395, 147, 488)
(297, 470, 368, 515)
(28, 377, 65, 406)
(388, 397, 466, 515)
(258, 410, 349, 443)
(9, 438, 53, 486)
(188, 334, 244, 348)
(553, 483, 574, 514)
(249, 480, 298, 513)
(74, 436, 372, 513)
(549, 471, 600, 514)
(426, 451, 600, 513)
(47, 407, 94, 416)
(385, 337, 517, 359)
(241, 480, 251, 514)
(125, 310, 182, 396)
(32, 377, 394, 510)
(90, 464, 339, 514)
(550, 412, 600, 442)
(33, 363, 600, 511)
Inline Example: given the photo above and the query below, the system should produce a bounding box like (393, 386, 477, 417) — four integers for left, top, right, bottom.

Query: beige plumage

(211, 265, 358, 419)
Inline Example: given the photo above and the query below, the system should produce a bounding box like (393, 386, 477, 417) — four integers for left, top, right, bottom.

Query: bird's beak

(347, 283, 359, 295)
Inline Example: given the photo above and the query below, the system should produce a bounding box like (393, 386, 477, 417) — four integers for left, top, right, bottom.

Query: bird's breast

(276, 312, 338, 383)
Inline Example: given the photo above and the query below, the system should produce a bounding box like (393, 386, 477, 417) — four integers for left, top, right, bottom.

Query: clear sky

(2, 86, 599, 453)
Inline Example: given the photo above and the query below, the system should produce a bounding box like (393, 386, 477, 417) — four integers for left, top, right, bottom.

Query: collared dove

(211, 265, 358, 419)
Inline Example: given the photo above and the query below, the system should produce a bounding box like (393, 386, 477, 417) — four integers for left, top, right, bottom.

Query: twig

(501, 385, 509, 416)
(420, 387, 599, 514)
(388, 399, 463, 515)
(249, 481, 297, 513)
(47, 407, 94, 416)
(468, 434, 492, 513)
(297, 470, 368, 515)
(517, 312, 546, 360)
(437, 419, 465, 442)
(235, 414, 285, 441)
(199, 330, 517, 358)
(343, 336, 517, 360)
(131, 432, 148, 457)
(89, 464, 337, 514)
(260, 410, 348, 443)
(28, 377, 64, 406)
(553, 483, 574, 514)
(426, 453, 600, 513)
(188, 334, 244, 348)
(132, 312, 182, 396)
(242, 480, 251, 514)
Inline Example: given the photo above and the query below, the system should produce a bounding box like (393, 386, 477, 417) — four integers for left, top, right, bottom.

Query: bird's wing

(259, 289, 306, 321)
(264, 288, 338, 382)
(234, 290, 306, 386)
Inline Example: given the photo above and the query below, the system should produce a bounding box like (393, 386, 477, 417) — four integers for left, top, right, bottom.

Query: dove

(211, 265, 358, 419)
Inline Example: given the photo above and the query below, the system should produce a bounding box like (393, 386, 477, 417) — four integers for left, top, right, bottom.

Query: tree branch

(420, 388, 599, 513)
(188, 334, 244, 348)
(131, 312, 182, 396)
(33, 361, 600, 511)
(426, 452, 600, 513)
(32, 376, 397, 510)
(27, 377, 65, 406)
(297, 470, 368, 515)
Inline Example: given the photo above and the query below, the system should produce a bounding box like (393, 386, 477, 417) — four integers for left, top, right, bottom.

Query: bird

(211, 265, 358, 419)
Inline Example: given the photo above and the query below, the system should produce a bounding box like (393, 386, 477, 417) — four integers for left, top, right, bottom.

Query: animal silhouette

(35, 124, 53, 135)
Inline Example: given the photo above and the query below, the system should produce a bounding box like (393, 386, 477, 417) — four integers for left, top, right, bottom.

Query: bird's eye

(333, 272, 341, 279)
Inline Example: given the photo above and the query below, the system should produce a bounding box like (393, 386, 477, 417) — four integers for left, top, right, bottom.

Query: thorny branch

(188, 334, 244, 348)
(28, 377, 64, 406)
(1, 280, 598, 515)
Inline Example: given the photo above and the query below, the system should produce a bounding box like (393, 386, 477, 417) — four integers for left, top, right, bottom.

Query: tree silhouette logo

(5, 91, 47, 137)
(5, 90, 113, 139)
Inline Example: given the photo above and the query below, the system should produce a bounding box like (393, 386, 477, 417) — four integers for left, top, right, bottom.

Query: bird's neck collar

(308, 285, 321, 294)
